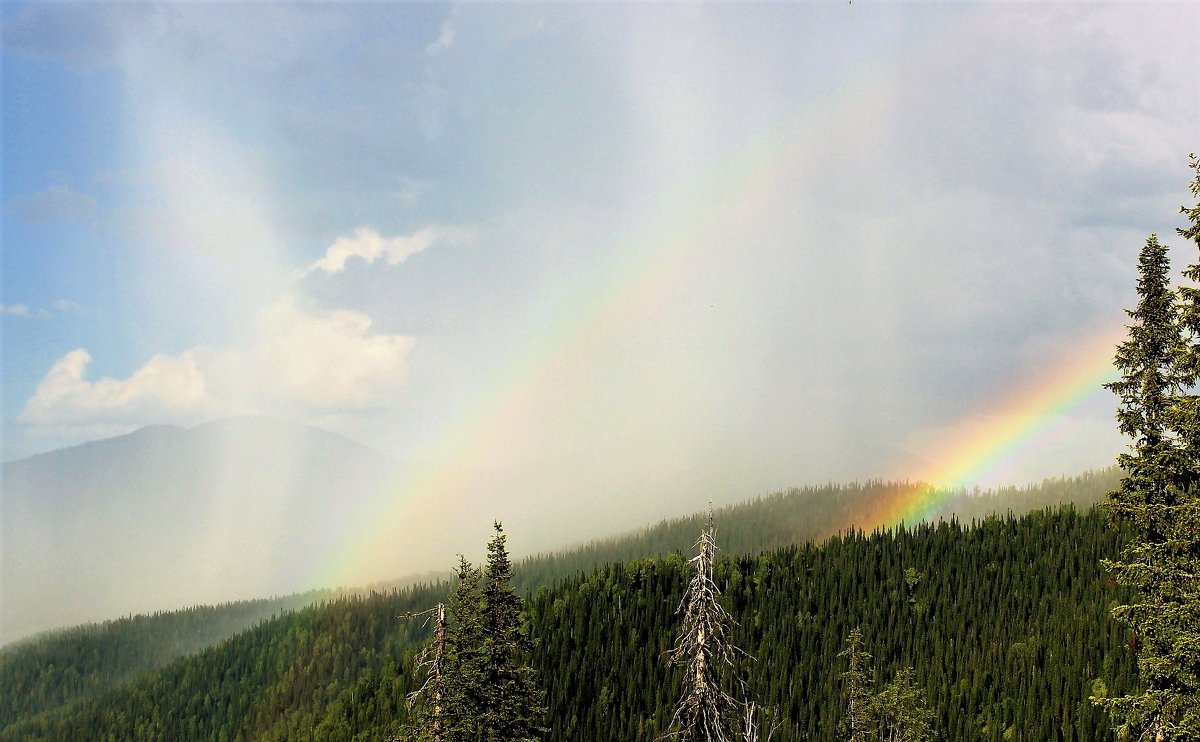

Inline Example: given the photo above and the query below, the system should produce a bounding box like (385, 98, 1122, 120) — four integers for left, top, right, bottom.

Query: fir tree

(1158, 154, 1200, 738)
(1176, 154, 1200, 486)
(480, 522, 546, 740)
(838, 627, 876, 742)
(442, 557, 487, 741)
(1099, 160, 1200, 740)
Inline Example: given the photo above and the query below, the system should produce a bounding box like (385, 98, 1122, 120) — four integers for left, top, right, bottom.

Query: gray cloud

(4, 186, 97, 224)
(0, 3, 132, 69)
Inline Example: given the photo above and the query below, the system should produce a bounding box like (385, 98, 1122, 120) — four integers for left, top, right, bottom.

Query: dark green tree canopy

(1098, 158, 1200, 741)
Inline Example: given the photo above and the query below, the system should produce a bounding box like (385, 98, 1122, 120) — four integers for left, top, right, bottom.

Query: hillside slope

(2, 505, 1136, 741)
(513, 467, 1119, 590)
(0, 593, 329, 730)
(1, 467, 1119, 734)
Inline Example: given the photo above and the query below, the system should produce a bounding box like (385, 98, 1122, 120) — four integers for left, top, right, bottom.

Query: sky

(2, 2, 1199, 567)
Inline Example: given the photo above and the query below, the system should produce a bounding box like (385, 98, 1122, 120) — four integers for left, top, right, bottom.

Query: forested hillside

(1, 469, 1117, 738)
(2, 505, 1135, 741)
(0, 592, 329, 730)
(531, 506, 1132, 741)
(513, 468, 1118, 591)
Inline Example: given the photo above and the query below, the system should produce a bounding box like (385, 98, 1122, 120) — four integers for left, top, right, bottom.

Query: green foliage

(1098, 159, 1200, 741)
(528, 507, 1133, 740)
(839, 630, 934, 741)
(0, 583, 449, 741)
(512, 470, 1118, 594)
(0, 591, 327, 729)
(1, 472, 1127, 741)
(402, 525, 546, 741)
(876, 667, 935, 742)
(4, 467, 1115, 733)
(441, 557, 487, 740)
(1, 507, 1135, 741)
(479, 523, 547, 740)
(838, 628, 876, 742)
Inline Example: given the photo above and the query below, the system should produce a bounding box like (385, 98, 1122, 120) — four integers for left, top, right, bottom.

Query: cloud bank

(20, 299, 414, 438)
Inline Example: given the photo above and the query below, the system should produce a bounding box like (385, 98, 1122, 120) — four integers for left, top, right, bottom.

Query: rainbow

(321, 131, 808, 587)
(318, 16, 1125, 587)
(855, 325, 1125, 532)
(319, 60, 859, 588)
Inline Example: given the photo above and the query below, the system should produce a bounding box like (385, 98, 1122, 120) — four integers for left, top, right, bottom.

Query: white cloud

(301, 225, 477, 276)
(3, 185, 98, 224)
(426, 21, 456, 56)
(1, 304, 34, 317)
(19, 299, 415, 438)
(19, 349, 209, 432)
(215, 297, 415, 408)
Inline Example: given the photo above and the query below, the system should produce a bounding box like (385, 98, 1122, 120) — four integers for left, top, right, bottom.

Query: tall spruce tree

(480, 522, 546, 740)
(1161, 154, 1200, 737)
(442, 557, 487, 741)
(1175, 154, 1200, 489)
(838, 627, 876, 742)
(1099, 159, 1200, 740)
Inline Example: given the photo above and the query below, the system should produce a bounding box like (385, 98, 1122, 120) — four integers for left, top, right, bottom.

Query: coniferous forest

(1, 470, 1116, 740)
(3, 159, 1199, 740)
(1, 506, 1135, 741)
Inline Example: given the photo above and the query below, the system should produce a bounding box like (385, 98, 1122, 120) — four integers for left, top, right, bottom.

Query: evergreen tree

(443, 557, 487, 741)
(1160, 154, 1200, 738)
(3, 505, 1139, 741)
(1099, 159, 1200, 741)
(664, 511, 745, 741)
(838, 627, 876, 742)
(876, 667, 935, 742)
(480, 522, 546, 740)
(1176, 154, 1200, 487)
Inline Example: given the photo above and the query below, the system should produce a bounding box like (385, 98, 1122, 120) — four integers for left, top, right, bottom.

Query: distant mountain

(1, 417, 398, 643)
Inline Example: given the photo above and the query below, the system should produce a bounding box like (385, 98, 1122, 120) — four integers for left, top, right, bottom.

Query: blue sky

(3, 2, 1198, 544)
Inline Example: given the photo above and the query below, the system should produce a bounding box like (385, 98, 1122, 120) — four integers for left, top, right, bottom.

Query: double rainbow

(319, 28, 1126, 587)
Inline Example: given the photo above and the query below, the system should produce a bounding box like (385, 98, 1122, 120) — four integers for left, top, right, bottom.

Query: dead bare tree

(401, 603, 447, 742)
(741, 701, 783, 742)
(663, 508, 748, 742)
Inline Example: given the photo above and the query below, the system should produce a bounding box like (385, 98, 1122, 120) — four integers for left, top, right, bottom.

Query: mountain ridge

(2, 415, 398, 643)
